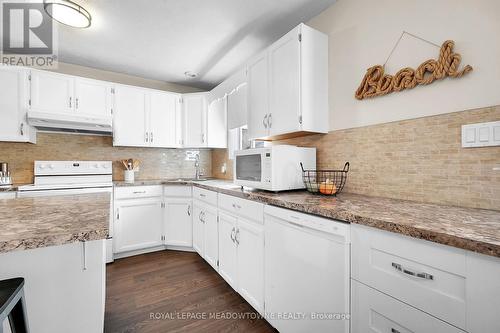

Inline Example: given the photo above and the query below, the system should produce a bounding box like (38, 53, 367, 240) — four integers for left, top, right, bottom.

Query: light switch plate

(462, 121, 500, 148)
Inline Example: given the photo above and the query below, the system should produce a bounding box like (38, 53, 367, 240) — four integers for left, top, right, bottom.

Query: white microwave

(234, 145, 316, 191)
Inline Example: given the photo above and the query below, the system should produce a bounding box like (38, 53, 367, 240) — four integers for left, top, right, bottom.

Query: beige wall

(275, 105, 500, 211)
(1, 133, 212, 184)
(307, 0, 500, 131)
(46, 62, 203, 93)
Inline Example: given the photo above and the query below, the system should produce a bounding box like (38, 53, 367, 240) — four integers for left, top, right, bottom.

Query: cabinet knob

(263, 114, 268, 129)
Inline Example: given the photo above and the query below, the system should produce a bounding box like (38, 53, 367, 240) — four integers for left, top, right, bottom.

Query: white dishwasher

(264, 205, 350, 333)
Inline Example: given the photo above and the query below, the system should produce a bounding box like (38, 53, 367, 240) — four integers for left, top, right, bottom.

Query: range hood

(27, 111, 112, 135)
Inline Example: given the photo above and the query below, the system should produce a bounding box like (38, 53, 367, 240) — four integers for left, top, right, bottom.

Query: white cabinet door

(30, 70, 74, 115)
(0, 240, 105, 333)
(203, 205, 219, 270)
(218, 212, 238, 289)
(0, 66, 32, 142)
(466, 252, 500, 333)
(183, 92, 207, 147)
(268, 26, 301, 136)
(192, 202, 205, 255)
(247, 51, 269, 139)
(227, 83, 247, 129)
(164, 198, 192, 247)
(237, 218, 264, 313)
(207, 96, 227, 148)
(149, 91, 180, 148)
(114, 198, 163, 253)
(74, 78, 112, 118)
(113, 85, 147, 147)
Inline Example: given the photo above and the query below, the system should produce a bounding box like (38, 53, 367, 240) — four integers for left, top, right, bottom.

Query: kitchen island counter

(0, 192, 110, 254)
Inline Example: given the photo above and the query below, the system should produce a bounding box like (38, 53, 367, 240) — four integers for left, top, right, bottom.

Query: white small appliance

(18, 161, 114, 263)
(234, 145, 316, 191)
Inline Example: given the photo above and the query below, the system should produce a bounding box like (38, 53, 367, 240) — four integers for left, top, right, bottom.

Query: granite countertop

(0, 193, 110, 254)
(117, 179, 500, 258)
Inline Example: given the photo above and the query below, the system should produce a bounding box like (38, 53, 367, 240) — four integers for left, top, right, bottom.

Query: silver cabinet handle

(234, 228, 240, 245)
(199, 193, 206, 198)
(133, 191, 146, 194)
(69, 97, 72, 108)
(150, 132, 153, 143)
(145, 132, 149, 143)
(82, 241, 87, 271)
(201, 133, 205, 143)
(116, 208, 120, 220)
(268, 113, 272, 128)
(230, 227, 236, 243)
(232, 203, 241, 210)
(391, 328, 401, 333)
(187, 205, 191, 216)
(263, 114, 268, 128)
(76, 98, 79, 109)
(199, 211, 203, 222)
(392, 263, 434, 280)
(20, 123, 24, 136)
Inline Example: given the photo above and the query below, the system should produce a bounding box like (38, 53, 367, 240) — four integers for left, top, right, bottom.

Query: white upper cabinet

(30, 70, 74, 115)
(207, 96, 227, 148)
(268, 26, 301, 136)
(227, 82, 247, 129)
(247, 23, 328, 140)
(182, 92, 208, 147)
(0, 66, 35, 143)
(114, 85, 181, 148)
(74, 78, 113, 118)
(149, 91, 181, 148)
(247, 50, 269, 140)
(113, 85, 148, 147)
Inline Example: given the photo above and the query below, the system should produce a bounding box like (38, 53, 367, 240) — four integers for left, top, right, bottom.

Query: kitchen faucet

(194, 153, 201, 180)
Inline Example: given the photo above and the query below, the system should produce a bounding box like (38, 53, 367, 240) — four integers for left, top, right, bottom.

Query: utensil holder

(124, 170, 135, 183)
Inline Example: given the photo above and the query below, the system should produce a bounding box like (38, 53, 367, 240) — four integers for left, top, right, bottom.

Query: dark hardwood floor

(105, 250, 277, 333)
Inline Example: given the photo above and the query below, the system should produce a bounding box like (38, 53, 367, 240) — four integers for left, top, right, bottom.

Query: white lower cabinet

(163, 186, 193, 248)
(114, 197, 163, 254)
(0, 240, 105, 333)
(351, 280, 465, 333)
(163, 198, 192, 248)
(351, 223, 500, 333)
(193, 195, 219, 271)
(218, 196, 265, 314)
(218, 212, 238, 288)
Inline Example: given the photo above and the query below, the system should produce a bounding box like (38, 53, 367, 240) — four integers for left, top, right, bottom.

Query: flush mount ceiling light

(44, 0, 92, 28)
(184, 71, 198, 79)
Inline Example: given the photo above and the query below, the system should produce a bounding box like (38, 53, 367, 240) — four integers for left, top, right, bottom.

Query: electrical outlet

(462, 121, 500, 148)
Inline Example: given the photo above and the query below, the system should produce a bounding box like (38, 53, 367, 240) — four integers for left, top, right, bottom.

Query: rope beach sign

(355, 39, 473, 100)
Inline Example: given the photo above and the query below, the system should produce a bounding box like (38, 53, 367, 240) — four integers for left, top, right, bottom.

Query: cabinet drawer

(193, 187, 217, 206)
(163, 185, 192, 197)
(351, 224, 467, 329)
(114, 185, 163, 199)
(219, 194, 264, 224)
(352, 280, 465, 333)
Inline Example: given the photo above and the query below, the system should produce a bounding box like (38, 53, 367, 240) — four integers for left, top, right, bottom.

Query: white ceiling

(56, 0, 336, 89)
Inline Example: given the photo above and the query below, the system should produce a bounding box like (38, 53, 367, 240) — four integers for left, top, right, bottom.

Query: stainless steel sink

(176, 178, 211, 182)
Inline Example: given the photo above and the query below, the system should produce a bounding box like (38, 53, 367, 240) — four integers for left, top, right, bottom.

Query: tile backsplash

(0, 133, 212, 184)
(214, 105, 500, 210)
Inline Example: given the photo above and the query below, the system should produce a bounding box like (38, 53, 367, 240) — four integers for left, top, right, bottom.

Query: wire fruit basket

(300, 162, 350, 196)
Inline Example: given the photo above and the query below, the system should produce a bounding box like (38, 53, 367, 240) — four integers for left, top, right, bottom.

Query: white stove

(18, 161, 115, 262)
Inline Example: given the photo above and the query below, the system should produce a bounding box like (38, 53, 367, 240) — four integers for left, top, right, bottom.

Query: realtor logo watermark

(1, 1, 57, 67)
